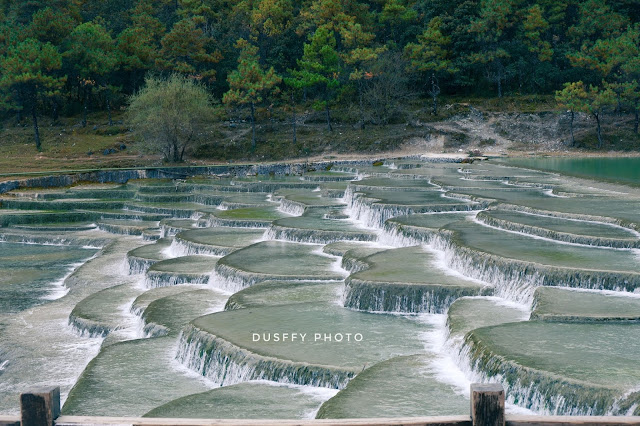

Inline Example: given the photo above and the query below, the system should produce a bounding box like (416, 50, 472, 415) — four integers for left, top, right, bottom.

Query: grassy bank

(1, 96, 638, 176)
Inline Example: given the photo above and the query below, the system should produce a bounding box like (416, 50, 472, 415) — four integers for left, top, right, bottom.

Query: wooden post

(20, 387, 60, 426)
(470, 383, 505, 426)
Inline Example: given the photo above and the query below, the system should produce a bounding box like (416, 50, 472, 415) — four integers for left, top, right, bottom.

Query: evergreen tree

(405, 16, 456, 115)
(292, 27, 341, 132)
(469, 0, 517, 98)
(0, 38, 65, 149)
(156, 16, 222, 81)
(223, 38, 282, 150)
(556, 81, 614, 148)
(64, 21, 118, 127)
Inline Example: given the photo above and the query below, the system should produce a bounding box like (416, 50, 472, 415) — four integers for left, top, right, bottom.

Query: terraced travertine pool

(1, 156, 640, 419)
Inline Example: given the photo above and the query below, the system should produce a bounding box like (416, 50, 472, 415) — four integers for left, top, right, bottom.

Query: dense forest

(0, 0, 639, 155)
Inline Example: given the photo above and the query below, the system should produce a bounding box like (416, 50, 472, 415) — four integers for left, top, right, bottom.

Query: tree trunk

(52, 98, 59, 124)
(172, 139, 179, 162)
(180, 141, 187, 162)
(106, 88, 113, 126)
(325, 89, 332, 132)
(31, 100, 41, 152)
(495, 61, 504, 98)
(16, 90, 23, 125)
(250, 101, 256, 150)
(82, 86, 88, 127)
(291, 92, 297, 146)
(634, 99, 639, 134)
(430, 73, 440, 115)
(358, 80, 365, 130)
(594, 110, 603, 149)
(569, 110, 575, 147)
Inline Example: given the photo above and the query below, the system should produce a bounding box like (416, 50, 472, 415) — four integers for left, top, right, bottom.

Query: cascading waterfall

(4, 158, 640, 419)
(175, 325, 355, 389)
(278, 199, 306, 216)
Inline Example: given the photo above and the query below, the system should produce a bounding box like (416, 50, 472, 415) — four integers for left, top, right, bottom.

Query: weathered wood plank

(0, 416, 20, 426)
(50, 414, 640, 426)
(506, 415, 640, 426)
(54, 415, 473, 426)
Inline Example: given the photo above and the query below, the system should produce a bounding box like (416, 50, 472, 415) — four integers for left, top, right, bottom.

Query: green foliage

(293, 27, 341, 116)
(223, 38, 282, 148)
(556, 81, 615, 147)
(224, 39, 282, 108)
(0, 38, 64, 100)
(64, 21, 117, 81)
(0, 0, 639, 153)
(156, 16, 221, 81)
(128, 73, 216, 162)
(405, 16, 456, 114)
(0, 37, 65, 149)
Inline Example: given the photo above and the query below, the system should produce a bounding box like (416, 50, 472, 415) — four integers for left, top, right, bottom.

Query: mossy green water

(465, 321, 640, 414)
(225, 280, 343, 310)
(531, 287, 640, 321)
(447, 297, 527, 337)
(188, 302, 427, 370)
(144, 382, 334, 419)
(316, 355, 468, 418)
(447, 220, 640, 273)
(217, 241, 344, 280)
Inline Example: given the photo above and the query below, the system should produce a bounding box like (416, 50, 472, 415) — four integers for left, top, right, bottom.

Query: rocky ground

(1, 104, 638, 177)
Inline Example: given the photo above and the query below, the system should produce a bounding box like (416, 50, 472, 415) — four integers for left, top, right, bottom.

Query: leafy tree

(64, 21, 118, 126)
(0, 38, 65, 150)
(363, 50, 413, 126)
(405, 16, 456, 115)
(223, 38, 282, 150)
(292, 27, 341, 131)
(128, 73, 215, 162)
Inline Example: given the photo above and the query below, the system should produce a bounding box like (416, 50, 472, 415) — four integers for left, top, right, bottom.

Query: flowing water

(1, 157, 640, 418)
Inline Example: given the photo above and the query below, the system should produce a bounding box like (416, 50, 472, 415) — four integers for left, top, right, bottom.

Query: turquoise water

(501, 157, 640, 185)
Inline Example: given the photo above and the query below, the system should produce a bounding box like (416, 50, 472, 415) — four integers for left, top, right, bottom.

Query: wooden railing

(2, 384, 640, 426)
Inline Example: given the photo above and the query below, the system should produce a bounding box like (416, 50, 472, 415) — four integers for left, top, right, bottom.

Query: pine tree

(223, 38, 282, 150)
(0, 38, 65, 150)
(405, 16, 456, 115)
(64, 21, 118, 127)
(116, 2, 164, 92)
(469, 0, 517, 98)
(156, 16, 222, 82)
(291, 27, 341, 132)
(556, 81, 614, 148)
(555, 81, 587, 147)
